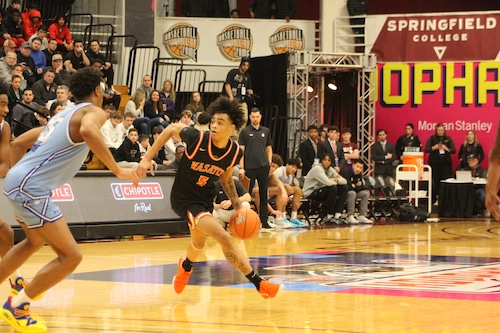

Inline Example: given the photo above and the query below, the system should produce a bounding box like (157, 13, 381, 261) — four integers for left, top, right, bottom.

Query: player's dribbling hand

(137, 158, 155, 178)
(118, 168, 140, 187)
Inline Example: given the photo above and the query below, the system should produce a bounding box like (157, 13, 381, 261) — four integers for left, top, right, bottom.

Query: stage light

(328, 81, 337, 91)
(307, 85, 314, 93)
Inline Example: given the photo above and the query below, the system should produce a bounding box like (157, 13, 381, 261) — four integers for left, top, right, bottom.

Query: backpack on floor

(397, 203, 428, 222)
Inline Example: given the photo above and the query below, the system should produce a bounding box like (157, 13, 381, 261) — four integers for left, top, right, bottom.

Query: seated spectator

(48, 15, 73, 53)
(115, 128, 141, 168)
(125, 89, 150, 135)
(159, 79, 176, 121)
(144, 89, 169, 129)
(91, 59, 120, 109)
(164, 136, 185, 161)
(461, 154, 487, 215)
(302, 153, 348, 224)
(64, 40, 90, 73)
(0, 39, 17, 58)
(194, 111, 210, 131)
(86, 39, 114, 86)
(165, 145, 186, 170)
(273, 155, 308, 227)
(103, 104, 115, 119)
(3, 9, 24, 48)
(46, 84, 74, 110)
(49, 101, 62, 116)
(138, 134, 150, 157)
(0, 52, 17, 83)
(16, 41, 36, 86)
(184, 91, 205, 119)
(29, 37, 45, 79)
(213, 178, 252, 230)
(9, 88, 38, 133)
(28, 24, 48, 50)
(179, 109, 194, 126)
(4, 63, 26, 91)
(7, 73, 22, 111)
(150, 125, 171, 169)
(100, 110, 124, 157)
(13, 106, 49, 137)
(22, 8, 42, 40)
(31, 68, 56, 105)
(231, 9, 240, 18)
(117, 111, 136, 141)
(47, 53, 70, 85)
(43, 38, 58, 66)
(137, 75, 153, 99)
(340, 160, 372, 224)
(4, 0, 22, 17)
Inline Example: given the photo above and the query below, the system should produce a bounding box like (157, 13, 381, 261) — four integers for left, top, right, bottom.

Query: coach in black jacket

(372, 129, 396, 178)
(319, 125, 345, 172)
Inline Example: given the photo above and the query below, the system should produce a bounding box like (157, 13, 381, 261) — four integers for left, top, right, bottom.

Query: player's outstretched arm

(138, 122, 186, 177)
(10, 126, 45, 167)
(0, 121, 11, 177)
(220, 167, 243, 211)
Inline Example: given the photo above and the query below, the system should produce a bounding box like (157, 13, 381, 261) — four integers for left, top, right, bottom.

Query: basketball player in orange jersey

(137, 96, 282, 298)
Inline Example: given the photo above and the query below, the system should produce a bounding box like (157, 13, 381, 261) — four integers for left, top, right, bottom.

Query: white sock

(291, 211, 298, 220)
(11, 289, 33, 308)
(281, 212, 287, 219)
(334, 213, 341, 219)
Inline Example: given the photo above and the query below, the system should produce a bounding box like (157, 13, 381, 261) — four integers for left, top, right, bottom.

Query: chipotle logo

(51, 184, 74, 202)
(111, 183, 163, 200)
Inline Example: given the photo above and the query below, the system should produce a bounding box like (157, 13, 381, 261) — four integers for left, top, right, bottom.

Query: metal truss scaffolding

(288, 51, 377, 173)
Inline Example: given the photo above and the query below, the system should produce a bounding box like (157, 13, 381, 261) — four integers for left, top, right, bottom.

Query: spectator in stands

(273, 0, 296, 22)
(86, 39, 114, 86)
(223, 56, 253, 124)
(103, 104, 115, 119)
(299, 124, 320, 177)
(184, 91, 205, 119)
(10, 88, 37, 133)
(150, 125, 171, 168)
(341, 127, 360, 171)
(7, 73, 22, 112)
(0, 39, 17, 58)
(3, 9, 24, 48)
(213, 178, 251, 229)
(138, 134, 150, 158)
(207, 0, 230, 18)
(145, 89, 169, 129)
(395, 122, 421, 159)
(340, 159, 372, 224)
(4, 0, 22, 17)
(125, 89, 150, 135)
(48, 15, 73, 53)
(181, 0, 206, 17)
(100, 110, 124, 158)
(231, 9, 240, 18)
(372, 128, 396, 179)
(273, 155, 308, 227)
(47, 53, 70, 85)
(43, 38, 58, 66)
(159, 79, 176, 121)
(0, 51, 17, 83)
(13, 106, 49, 137)
(179, 109, 194, 126)
(64, 40, 90, 73)
(29, 37, 45, 79)
(49, 101, 62, 116)
(462, 154, 487, 216)
(28, 25, 48, 50)
(4, 63, 26, 91)
(90, 59, 120, 109)
(137, 75, 153, 99)
(319, 125, 345, 173)
(46, 84, 74, 110)
(194, 111, 210, 131)
(115, 128, 141, 168)
(302, 153, 348, 224)
(165, 145, 186, 170)
(22, 8, 42, 40)
(117, 112, 136, 141)
(249, 0, 273, 19)
(16, 41, 36, 86)
(458, 130, 485, 170)
(31, 68, 56, 105)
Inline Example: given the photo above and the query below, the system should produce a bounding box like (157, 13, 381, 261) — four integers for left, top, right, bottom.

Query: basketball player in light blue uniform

(0, 67, 139, 333)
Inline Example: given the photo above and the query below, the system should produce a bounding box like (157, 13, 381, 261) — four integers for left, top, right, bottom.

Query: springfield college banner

(365, 11, 500, 169)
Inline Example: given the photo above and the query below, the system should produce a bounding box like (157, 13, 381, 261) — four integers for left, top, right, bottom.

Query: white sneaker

(357, 215, 373, 224)
(346, 215, 359, 224)
(274, 217, 293, 229)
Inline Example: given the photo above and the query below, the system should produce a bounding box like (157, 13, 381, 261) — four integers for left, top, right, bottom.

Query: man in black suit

(372, 128, 396, 178)
(319, 125, 345, 173)
(299, 124, 320, 176)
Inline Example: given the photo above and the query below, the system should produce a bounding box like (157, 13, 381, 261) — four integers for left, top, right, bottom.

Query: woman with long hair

(125, 89, 151, 135)
(144, 89, 169, 130)
(184, 91, 205, 120)
(458, 130, 485, 169)
(159, 79, 176, 121)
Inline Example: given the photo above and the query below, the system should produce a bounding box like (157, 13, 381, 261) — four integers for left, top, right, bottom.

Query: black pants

(308, 185, 348, 215)
(431, 163, 452, 203)
(246, 165, 270, 226)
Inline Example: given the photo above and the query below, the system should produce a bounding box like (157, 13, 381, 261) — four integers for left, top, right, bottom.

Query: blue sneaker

(10, 277, 45, 301)
(289, 218, 308, 228)
(0, 296, 47, 332)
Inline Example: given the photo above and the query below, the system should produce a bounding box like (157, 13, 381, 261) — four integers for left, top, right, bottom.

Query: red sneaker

(172, 257, 193, 294)
(258, 280, 283, 299)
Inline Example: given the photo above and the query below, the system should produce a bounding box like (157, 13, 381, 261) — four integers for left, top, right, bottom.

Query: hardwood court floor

(1, 219, 500, 333)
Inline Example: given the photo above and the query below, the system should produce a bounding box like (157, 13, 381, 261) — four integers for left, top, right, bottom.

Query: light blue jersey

(4, 102, 91, 201)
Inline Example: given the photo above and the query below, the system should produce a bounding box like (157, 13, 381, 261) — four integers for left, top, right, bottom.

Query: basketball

(229, 208, 260, 240)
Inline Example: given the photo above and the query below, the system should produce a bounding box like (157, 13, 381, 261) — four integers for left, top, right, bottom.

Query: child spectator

(138, 134, 150, 158)
(179, 109, 194, 126)
(100, 110, 124, 158)
(117, 111, 136, 140)
(115, 128, 141, 168)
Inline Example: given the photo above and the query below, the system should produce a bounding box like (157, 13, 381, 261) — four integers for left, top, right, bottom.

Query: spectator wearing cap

(29, 37, 46, 79)
(461, 153, 487, 216)
(223, 56, 253, 124)
(22, 8, 42, 40)
(47, 53, 70, 85)
(28, 25, 49, 50)
(0, 39, 17, 58)
(48, 15, 73, 53)
(16, 41, 37, 87)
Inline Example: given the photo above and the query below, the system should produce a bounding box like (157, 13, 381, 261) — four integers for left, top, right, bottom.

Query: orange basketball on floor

(229, 209, 260, 240)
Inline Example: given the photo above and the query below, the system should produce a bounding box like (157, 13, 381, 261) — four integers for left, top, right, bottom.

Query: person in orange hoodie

(47, 15, 73, 53)
(22, 8, 42, 40)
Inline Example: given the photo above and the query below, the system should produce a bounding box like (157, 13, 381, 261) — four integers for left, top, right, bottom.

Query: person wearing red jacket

(48, 15, 73, 53)
(22, 9, 42, 40)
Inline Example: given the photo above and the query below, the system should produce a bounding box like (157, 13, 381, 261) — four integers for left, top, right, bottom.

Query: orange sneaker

(172, 257, 193, 294)
(258, 280, 283, 299)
